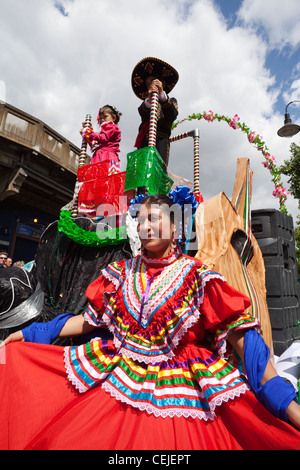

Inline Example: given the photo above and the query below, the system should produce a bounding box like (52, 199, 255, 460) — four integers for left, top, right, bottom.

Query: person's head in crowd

(0, 251, 8, 268)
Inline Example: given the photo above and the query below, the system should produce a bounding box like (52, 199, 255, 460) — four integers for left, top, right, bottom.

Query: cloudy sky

(1, 0, 300, 221)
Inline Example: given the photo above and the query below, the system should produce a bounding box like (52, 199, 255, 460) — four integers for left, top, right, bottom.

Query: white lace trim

(140, 248, 180, 266)
(102, 380, 250, 421)
(64, 346, 89, 394)
(101, 266, 122, 290)
(216, 317, 261, 358)
(196, 270, 226, 309)
(84, 309, 95, 327)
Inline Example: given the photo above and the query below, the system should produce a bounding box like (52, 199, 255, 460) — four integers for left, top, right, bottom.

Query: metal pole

(170, 129, 201, 199)
(192, 129, 200, 198)
(148, 92, 159, 147)
(71, 114, 92, 217)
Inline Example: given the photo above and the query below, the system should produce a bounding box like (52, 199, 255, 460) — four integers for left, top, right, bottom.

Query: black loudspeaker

(251, 209, 300, 356)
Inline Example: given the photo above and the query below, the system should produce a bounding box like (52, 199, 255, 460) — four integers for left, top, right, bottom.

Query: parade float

(0, 62, 299, 400)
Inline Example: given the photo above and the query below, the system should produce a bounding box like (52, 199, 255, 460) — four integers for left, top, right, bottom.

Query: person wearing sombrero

(132, 57, 179, 173)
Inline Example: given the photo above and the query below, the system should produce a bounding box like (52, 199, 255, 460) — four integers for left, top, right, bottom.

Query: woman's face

(137, 203, 174, 258)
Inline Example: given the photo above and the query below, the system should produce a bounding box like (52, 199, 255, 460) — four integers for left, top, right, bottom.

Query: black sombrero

(131, 57, 179, 100)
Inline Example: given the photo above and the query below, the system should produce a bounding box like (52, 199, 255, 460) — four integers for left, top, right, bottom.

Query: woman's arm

(228, 330, 278, 383)
(58, 314, 96, 338)
(228, 330, 300, 428)
(0, 314, 96, 347)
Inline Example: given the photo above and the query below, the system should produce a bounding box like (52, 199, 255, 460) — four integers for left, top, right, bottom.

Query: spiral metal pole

(148, 92, 159, 147)
(169, 131, 191, 142)
(71, 114, 92, 217)
(170, 129, 200, 198)
(193, 129, 200, 198)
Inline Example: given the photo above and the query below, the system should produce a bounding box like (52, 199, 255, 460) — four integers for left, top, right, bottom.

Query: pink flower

(268, 154, 276, 163)
(262, 153, 277, 169)
(272, 186, 289, 199)
(248, 132, 257, 143)
(248, 132, 263, 144)
(204, 110, 215, 122)
(229, 114, 240, 129)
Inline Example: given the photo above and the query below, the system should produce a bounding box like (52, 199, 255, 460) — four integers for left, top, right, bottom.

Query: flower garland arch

(172, 111, 289, 214)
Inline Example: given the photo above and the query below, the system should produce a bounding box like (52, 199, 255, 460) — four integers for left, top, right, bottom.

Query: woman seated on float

(1, 187, 300, 450)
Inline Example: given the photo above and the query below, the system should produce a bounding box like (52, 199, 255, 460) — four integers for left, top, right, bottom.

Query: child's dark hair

(101, 105, 122, 124)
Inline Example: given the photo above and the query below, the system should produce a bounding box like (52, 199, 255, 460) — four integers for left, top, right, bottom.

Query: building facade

(0, 101, 81, 263)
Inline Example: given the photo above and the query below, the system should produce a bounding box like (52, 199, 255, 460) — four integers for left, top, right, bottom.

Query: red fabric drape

(1, 342, 300, 450)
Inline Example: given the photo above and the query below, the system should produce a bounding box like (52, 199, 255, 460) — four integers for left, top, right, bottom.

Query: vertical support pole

(148, 92, 159, 147)
(169, 129, 201, 198)
(78, 114, 92, 167)
(193, 128, 200, 199)
(71, 114, 92, 217)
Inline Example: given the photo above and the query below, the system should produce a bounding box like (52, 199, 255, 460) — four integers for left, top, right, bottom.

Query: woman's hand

(0, 330, 24, 348)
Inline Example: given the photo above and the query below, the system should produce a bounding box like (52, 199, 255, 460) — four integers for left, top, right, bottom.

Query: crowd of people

(0, 252, 11, 268)
(0, 251, 24, 268)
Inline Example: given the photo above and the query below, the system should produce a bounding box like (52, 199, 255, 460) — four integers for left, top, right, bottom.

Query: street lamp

(277, 100, 300, 137)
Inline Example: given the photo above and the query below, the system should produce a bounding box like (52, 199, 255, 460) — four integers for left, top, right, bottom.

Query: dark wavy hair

(101, 105, 122, 124)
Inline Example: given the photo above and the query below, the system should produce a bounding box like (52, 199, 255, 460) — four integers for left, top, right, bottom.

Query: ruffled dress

(78, 122, 122, 216)
(83, 121, 121, 169)
(1, 250, 300, 450)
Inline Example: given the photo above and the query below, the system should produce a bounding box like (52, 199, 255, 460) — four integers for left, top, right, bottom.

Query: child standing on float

(77, 105, 122, 218)
(81, 104, 122, 175)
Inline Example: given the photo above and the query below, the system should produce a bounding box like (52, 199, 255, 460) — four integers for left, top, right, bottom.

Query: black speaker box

(251, 209, 300, 355)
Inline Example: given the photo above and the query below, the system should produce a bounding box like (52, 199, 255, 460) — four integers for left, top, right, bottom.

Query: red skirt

(1, 342, 300, 450)
(90, 149, 120, 165)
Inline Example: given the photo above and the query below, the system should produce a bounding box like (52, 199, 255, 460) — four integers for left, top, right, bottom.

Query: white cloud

(237, 0, 300, 51)
(0, 0, 299, 221)
(283, 79, 300, 102)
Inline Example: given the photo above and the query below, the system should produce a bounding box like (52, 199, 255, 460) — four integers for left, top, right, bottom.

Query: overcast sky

(1, 0, 300, 222)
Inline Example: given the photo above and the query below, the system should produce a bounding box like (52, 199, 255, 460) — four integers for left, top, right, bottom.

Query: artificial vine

(172, 111, 289, 214)
(57, 210, 127, 246)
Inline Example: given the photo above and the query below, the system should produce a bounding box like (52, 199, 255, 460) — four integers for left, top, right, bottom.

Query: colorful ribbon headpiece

(168, 186, 199, 249)
(129, 186, 199, 217)
(129, 193, 147, 218)
(168, 186, 199, 214)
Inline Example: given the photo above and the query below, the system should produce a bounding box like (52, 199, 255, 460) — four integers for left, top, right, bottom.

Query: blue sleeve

(244, 329, 298, 421)
(22, 313, 75, 344)
(244, 328, 270, 394)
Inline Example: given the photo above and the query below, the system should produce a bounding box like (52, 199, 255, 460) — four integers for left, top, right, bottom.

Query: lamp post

(277, 100, 300, 137)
